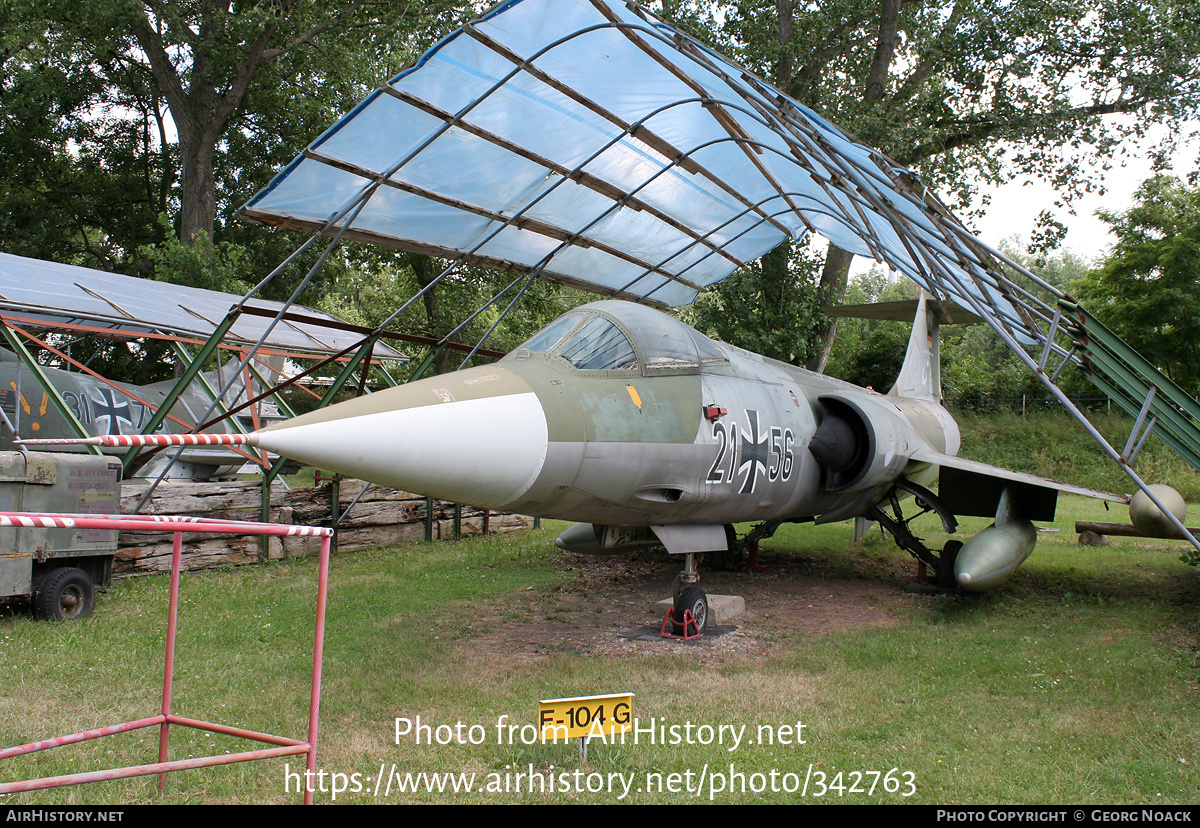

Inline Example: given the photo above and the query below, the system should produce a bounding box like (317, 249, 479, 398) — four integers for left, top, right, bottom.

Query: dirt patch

(458, 547, 908, 663)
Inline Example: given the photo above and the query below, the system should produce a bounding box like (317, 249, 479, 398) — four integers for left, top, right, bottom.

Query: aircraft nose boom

(255, 376, 549, 509)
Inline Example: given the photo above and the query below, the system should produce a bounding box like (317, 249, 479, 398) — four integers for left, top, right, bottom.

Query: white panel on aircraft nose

(256, 392, 549, 509)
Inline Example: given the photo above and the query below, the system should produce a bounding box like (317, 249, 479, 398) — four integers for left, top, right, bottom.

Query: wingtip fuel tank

(954, 519, 1038, 591)
(1128, 484, 1187, 538)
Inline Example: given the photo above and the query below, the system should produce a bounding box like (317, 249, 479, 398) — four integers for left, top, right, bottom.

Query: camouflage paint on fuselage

(253, 299, 960, 525)
(0, 351, 242, 473)
(491, 302, 958, 527)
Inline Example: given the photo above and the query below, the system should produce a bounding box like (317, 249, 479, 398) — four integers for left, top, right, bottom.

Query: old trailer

(0, 450, 121, 619)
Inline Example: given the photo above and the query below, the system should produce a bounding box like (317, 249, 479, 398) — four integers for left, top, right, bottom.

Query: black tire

(938, 540, 964, 588)
(35, 567, 95, 621)
(673, 586, 708, 636)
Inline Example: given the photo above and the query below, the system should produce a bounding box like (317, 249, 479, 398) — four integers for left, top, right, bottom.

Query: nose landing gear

(662, 552, 708, 639)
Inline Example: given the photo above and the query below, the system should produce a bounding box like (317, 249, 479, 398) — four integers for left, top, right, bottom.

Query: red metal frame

(0, 511, 334, 804)
(659, 607, 702, 641)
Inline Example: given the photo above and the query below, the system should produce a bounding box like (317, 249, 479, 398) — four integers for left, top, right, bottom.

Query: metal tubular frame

(0, 512, 334, 804)
(455, 118, 873, 359)
(134, 191, 380, 509)
(927, 252, 1200, 560)
(226, 1, 1200, 563)
(0, 318, 101, 455)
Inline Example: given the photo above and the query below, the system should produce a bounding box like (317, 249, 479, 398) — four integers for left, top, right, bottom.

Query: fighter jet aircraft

(1, 349, 281, 479)
(27, 295, 1141, 635)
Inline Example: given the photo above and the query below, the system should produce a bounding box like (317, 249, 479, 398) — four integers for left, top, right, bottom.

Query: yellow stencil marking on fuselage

(626, 385, 642, 410)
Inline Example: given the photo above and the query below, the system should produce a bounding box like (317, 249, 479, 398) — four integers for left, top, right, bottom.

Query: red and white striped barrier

(0, 508, 333, 803)
(0, 511, 332, 537)
(17, 433, 255, 448)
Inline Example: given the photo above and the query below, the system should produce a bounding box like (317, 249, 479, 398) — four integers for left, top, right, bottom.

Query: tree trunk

(805, 245, 854, 373)
(803, 0, 901, 372)
(177, 132, 217, 246)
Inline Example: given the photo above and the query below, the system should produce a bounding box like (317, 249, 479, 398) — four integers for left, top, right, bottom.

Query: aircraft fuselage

(255, 300, 960, 532)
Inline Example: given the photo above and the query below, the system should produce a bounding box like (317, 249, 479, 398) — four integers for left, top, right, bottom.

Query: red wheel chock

(660, 608, 702, 640)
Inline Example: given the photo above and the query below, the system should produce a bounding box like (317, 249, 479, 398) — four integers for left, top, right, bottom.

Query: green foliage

(0, 0, 171, 273)
(701, 0, 1200, 216)
(824, 268, 914, 387)
(141, 219, 253, 295)
(827, 245, 1099, 401)
(1074, 177, 1200, 395)
(680, 240, 825, 366)
(955, 409, 1200, 500)
(0, 0, 476, 272)
(318, 254, 589, 377)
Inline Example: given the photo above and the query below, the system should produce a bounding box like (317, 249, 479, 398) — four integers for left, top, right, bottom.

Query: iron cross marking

(737, 408, 769, 494)
(90, 389, 134, 436)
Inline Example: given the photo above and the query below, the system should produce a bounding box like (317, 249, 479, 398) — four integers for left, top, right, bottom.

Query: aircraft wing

(909, 448, 1129, 522)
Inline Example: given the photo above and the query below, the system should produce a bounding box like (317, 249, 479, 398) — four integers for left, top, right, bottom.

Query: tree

(659, 0, 1200, 369)
(1, 0, 473, 268)
(1075, 176, 1200, 395)
(681, 239, 825, 366)
(0, 0, 174, 272)
(109, 1, 471, 247)
(823, 266, 913, 387)
(319, 257, 588, 377)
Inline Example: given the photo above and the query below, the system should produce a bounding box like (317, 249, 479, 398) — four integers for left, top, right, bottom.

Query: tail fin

(824, 293, 982, 403)
(890, 293, 940, 402)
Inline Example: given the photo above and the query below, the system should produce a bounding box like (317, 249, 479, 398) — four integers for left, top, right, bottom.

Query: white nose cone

(257, 390, 549, 509)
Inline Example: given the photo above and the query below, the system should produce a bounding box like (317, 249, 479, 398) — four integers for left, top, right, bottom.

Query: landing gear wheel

(938, 540, 963, 588)
(673, 586, 708, 637)
(35, 567, 95, 621)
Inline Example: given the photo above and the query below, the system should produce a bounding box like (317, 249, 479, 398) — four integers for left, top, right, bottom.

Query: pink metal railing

(0, 511, 334, 804)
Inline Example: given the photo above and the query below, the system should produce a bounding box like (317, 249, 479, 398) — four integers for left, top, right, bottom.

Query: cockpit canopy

(509, 301, 728, 374)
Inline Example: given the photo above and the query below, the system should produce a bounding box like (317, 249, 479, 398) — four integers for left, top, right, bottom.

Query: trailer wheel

(35, 567, 95, 621)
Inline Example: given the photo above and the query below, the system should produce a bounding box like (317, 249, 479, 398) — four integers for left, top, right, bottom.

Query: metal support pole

(329, 476, 341, 554)
(335, 482, 372, 530)
(1129, 415, 1158, 467)
(1038, 306, 1063, 374)
(125, 311, 240, 471)
(261, 456, 289, 525)
(135, 191, 376, 511)
(1123, 386, 1157, 461)
(158, 530, 183, 791)
(305, 533, 333, 806)
(405, 346, 443, 385)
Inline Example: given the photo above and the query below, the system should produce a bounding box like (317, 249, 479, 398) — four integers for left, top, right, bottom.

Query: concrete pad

(655, 593, 745, 624)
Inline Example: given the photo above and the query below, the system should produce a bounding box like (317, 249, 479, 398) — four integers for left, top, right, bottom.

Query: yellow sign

(539, 693, 634, 741)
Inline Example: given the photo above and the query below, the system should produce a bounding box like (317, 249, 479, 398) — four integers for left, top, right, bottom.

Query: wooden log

(118, 535, 265, 572)
(1074, 521, 1200, 540)
(121, 480, 286, 516)
(335, 522, 430, 552)
(115, 477, 533, 576)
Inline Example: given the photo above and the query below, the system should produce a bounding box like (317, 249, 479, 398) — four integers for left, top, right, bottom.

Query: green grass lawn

(0, 494, 1196, 805)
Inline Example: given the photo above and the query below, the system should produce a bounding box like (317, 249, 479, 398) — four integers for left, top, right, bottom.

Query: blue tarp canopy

(239, 0, 1027, 329)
